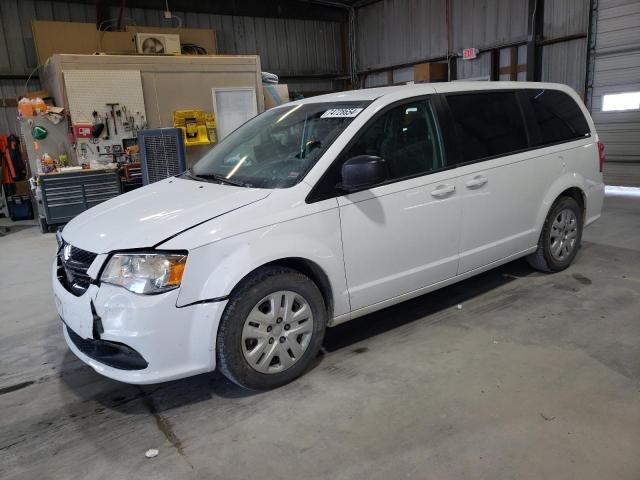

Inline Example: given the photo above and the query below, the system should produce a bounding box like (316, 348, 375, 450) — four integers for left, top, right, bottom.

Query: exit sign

(462, 48, 479, 60)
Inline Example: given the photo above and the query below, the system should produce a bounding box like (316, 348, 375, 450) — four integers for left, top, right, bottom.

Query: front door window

(344, 99, 444, 183)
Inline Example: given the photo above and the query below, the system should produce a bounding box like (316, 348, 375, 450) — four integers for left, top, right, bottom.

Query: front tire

(527, 196, 583, 272)
(216, 266, 327, 390)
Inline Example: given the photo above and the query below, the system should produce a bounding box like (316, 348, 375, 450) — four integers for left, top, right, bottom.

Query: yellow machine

(172, 110, 217, 146)
(204, 112, 217, 144)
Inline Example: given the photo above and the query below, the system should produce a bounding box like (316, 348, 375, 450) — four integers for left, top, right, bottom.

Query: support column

(526, 0, 545, 81)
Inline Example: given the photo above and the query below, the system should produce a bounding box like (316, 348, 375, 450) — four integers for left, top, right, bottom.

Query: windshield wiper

(181, 168, 246, 186)
(180, 169, 203, 181)
(196, 173, 248, 187)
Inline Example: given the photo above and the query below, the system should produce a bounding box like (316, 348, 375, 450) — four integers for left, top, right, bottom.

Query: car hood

(62, 177, 271, 253)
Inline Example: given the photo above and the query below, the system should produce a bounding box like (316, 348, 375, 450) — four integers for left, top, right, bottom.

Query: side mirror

(340, 155, 388, 192)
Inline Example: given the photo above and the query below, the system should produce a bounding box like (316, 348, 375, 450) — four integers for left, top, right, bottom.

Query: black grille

(144, 135, 180, 183)
(139, 128, 186, 185)
(56, 233, 97, 296)
(66, 326, 148, 370)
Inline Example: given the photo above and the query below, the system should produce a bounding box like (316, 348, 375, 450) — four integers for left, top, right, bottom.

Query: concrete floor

(1, 191, 639, 480)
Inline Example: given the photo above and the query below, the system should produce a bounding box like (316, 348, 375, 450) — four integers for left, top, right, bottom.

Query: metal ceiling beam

(351, 0, 383, 8)
(69, 0, 348, 22)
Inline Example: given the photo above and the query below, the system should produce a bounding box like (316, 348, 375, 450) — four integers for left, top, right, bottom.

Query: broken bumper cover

(54, 259, 228, 384)
(65, 325, 149, 370)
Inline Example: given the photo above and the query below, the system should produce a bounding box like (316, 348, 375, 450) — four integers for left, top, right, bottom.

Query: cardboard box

(263, 84, 289, 110)
(413, 62, 448, 82)
(14, 180, 31, 196)
(22, 90, 51, 100)
(32, 21, 99, 65)
(99, 31, 136, 54)
(12, 90, 52, 107)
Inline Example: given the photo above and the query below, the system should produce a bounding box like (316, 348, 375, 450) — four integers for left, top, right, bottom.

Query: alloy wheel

(549, 208, 578, 261)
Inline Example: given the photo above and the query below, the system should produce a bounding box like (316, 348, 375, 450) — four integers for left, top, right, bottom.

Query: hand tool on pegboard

(106, 103, 120, 135)
(103, 112, 110, 139)
(122, 106, 132, 132)
(91, 111, 105, 141)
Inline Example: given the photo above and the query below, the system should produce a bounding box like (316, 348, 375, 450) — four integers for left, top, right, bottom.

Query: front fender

(175, 208, 350, 317)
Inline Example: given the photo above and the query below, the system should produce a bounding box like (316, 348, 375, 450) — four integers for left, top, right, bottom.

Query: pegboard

(63, 70, 147, 167)
(63, 70, 146, 124)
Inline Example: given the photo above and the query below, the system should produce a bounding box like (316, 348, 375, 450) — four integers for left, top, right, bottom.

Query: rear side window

(525, 89, 591, 145)
(446, 92, 528, 163)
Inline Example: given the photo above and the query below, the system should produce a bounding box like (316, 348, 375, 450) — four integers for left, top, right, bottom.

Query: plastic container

(40, 153, 56, 173)
(18, 97, 34, 117)
(31, 97, 47, 113)
(8, 195, 34, 221)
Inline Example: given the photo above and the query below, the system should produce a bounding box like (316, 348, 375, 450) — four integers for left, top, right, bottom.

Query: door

(337, 98, 461, 311)
(589, 0, 640, 186)
(212, 87, 258, 140)
(445, 91, 548, 273)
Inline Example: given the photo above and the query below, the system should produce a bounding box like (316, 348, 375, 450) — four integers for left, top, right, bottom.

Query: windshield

(189, 101, 370, 188)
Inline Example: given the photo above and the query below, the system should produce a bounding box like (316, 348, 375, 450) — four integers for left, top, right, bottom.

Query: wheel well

(559, 187, 586, 219)
(236, 258, 334, 317)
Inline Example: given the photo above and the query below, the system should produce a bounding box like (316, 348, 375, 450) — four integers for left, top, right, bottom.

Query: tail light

(597, 141, 606, 173)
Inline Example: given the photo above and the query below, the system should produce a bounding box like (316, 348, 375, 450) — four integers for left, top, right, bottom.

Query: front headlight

(100, 252, 187, 294)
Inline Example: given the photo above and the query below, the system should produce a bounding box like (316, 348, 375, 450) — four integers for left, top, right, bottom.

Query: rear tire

(216, 266, 327, 390)
(527, 196, 583, 272)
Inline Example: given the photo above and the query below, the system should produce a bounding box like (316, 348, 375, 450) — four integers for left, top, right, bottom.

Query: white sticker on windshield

(321, 108, 363, 118)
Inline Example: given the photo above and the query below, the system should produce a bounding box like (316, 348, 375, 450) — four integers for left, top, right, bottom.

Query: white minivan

(54, 82, 605, 390)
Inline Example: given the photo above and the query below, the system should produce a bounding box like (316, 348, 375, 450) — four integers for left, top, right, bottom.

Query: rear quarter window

(445, 91, 528, 163)
(525, 89, 591, 146)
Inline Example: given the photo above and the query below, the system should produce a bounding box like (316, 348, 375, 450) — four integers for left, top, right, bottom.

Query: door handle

(465, 175, 488, 189)
(430, 184, 456, 198)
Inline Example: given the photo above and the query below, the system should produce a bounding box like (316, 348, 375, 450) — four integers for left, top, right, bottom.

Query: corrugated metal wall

(451, 0, 528, 51)
(357, 0, 447, 72)
(541, 39, 588, 94)
(450, 0, 528, 80)
(540, 0, 589, 94)
(543, 0, 589, 39)
(0, 0, 345, 134)
(356, 0, 530, 73)
(357, 0, 590, 93)
(590, 0, 640, 186)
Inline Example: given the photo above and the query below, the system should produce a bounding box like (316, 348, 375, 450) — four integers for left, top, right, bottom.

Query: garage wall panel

(543, 0, 589, 39)
(285, 78, 335, 94)
(363, 71, 389, 88)
(357, 0, 447, 72)
(456, 51, 491, 80)
(541, 38, 587, 95)
(356, 0, 529, 77)
(595, 0, 640, 53)
(591, 51, 640, 102)
(451, 0, 528, 51)
(591, 0, 640, 185)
